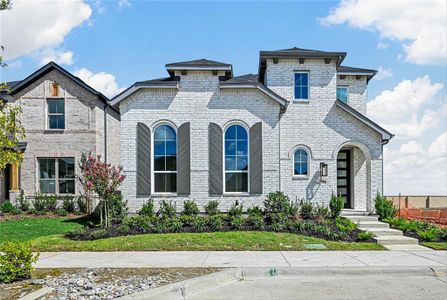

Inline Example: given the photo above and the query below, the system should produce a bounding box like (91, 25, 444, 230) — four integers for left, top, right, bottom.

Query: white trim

(111, 85, 178, 106)
(151, 122, 178, 195)
(293, 71, 310, 101)
(222, 122, 250, 194)
(292, 147, 310, 177)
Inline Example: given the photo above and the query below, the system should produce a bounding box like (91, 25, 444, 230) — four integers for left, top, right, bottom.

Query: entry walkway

(36, 250, 447, 268)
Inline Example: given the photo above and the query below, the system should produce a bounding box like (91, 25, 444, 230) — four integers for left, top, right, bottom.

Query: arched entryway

(334, 142, 372, 211)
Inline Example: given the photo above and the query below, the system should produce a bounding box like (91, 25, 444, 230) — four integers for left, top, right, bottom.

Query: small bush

(329, 193, 344, 218)
(299, 200, 314, 219)
(109, 193, 128, 224)
(125, 215, 153, 233)
(61, 196, 76, 212)
(56, 209, 68, 216)
(158, 200, 176, 218)
(335, 217, 357, 233)
(182, 200, 199, 216)
(118, 224, 131, 235)
(357, 231, 374, 241)
(271, 220, 286, 232)
(192, 216, 207, 232)
(418, 228, 440, 242)
(315, 204, 330, 219)
(32, 194, 47, 211)
(208, 215, 224, 231)
(230, 216, 244, 230)
(228, 201, 243, 217)
(0, 241, 39, 283)
(374, 193, 397, 221)
(17, 190, 29, 212)
(77, 195, 88, 213)
(247, 205, 263, 217)
(264, 191, 293, 215)
(248, 214, 264, 230)
(164, 217, 183, 233)
(90, 229, 108, 240)
(0, 201, 19, 214)
(269, 213, 288, 232)
(204, 201, 220, 216)
(139, 199, 155, 217)
(45, 195, 58, 211)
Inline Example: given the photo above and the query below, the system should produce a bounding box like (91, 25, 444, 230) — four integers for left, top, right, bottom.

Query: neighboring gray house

(0, 62, 120, 202)
(112, 47, 391, 214)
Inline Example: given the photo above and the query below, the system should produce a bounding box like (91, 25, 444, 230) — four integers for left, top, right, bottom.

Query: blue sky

(1, 0, 446, 195)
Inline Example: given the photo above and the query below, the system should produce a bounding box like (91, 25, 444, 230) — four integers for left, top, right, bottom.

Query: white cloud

(377, 42, 389, 49)
(118, 0, 132, 9)
(40, 50, 74, 66)
(321, 0, 447, 65)
(384, 134, 447, 195)
(374, 66, 393, 80)
(0, 0, 91, 61)
(367, 76, 445, 139)
(74, 68, 125, 98)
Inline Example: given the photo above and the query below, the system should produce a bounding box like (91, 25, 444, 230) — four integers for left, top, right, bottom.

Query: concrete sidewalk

(36, 250, 447, 268)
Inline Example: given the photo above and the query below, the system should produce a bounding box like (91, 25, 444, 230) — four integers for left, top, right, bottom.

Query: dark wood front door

(337, 150, 352, 208)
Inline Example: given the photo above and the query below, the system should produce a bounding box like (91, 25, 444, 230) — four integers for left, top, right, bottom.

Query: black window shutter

(209, 122, 223, 195)
(136, 122, 151, 197)
(250, 122, 263, 194)
(177, 122, 191, 195)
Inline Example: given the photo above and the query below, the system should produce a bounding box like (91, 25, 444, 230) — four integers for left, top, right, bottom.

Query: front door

(337, 150, 352, 208)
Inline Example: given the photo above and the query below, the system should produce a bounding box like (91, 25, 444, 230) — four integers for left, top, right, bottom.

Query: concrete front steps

(344, 215, 428, 250)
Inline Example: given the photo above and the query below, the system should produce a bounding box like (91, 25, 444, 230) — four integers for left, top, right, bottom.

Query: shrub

(357, 231, 374, 241)
(164, 217, 183, 233)
(269, 213, 288, 232)
(109, 193, 128, 224)
(0, 201, 19, 214)
(90, 229, 108, 240)
(45, 195, 58, 211)
(247, 205, 263, 217)
(248, 214, 264, 230)
(264, 191, 293, 215)
(374, 193, 397, 221)
(204, 201, 220, 216)
(0, 241, 39, 283)
(192, 216, 207, 232)
(158, 200, 176, 218)
(182, 200, 199, 216)
(17, 190, 29, 212)
(139, 199, 155, 217)
(329, 194, 344, 218)
(77, 195, 88, 213)
(56, 209, 68, 216)
(230, 216, 244, 230)
(299, 200, 314, 219)
(125, 215, 153, 233)
(118, 224, 131, 235)
(61, 196, 76, 212)
(335, 217, 357, 233)
(315, 204, 330, 219)
(418, 228, 440, 242)
(228, 201, 243, 217)
(289, 221, 304, 233)
(32, 194, 47, 211)
(208, 215, 224, 231)
(180, 215, 195, 227)
(271, 220, 286, 232)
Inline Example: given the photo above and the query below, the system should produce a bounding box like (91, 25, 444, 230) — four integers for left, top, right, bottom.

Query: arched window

(224, 124, 249, 193)
(153, 124, 177, 193)
(294, 148, 309, 176)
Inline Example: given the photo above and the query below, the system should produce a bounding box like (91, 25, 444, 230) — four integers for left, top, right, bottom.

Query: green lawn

(30, 231, 385, 251)
(0, 217, 88, 242)
(421, 242, 447, 250)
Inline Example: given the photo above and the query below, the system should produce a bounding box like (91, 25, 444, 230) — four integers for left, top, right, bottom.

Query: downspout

(104, 104, 108, 163)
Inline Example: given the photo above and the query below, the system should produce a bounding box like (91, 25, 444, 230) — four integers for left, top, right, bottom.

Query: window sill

(223, 192, 251, 197)
(151, 193, 179, 198)
(292, 175, 309, 180)
(44, 129, 65, 134)
(292, 99, 310, 104)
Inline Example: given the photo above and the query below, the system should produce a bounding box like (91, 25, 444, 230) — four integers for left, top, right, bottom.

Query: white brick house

(112, 47, 393, 213)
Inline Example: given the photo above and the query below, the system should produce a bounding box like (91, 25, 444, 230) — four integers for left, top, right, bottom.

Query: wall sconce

(320, 162, 328, 181)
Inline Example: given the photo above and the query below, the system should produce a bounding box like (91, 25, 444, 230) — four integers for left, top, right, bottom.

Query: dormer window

(337, 86, 349, 104)
(47, 99, 65, 129)
(294, 72, 309, 100)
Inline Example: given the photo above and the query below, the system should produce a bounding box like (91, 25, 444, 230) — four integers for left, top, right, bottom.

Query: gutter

(104, 103, 108, 163)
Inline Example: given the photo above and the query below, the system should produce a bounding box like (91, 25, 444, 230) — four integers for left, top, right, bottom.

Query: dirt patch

(0, 212, 85, 222)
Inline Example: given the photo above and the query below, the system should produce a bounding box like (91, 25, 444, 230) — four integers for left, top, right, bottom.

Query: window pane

(225, 173, 248, 193)
(337, 152, 347, 160)
(225, 141, 236, 156)
(49, 116, 58, 129)
(59, 158, 75, 179)
(337, 170, 347, 177)
(239, 172, 248, 192)
(225, 173, 237, 192)
(166, 141, 176, 155)
(337, 161, 347, 168)
(40, 180, 56, 194)
(59, 180, 75, 194)
(167, 173, 177, 193)
(48, 99, 64, 113)
(154, 173, 176, 193)
(301, 87, 308, 99)
(337, 179, 347, 186)
(225, 156, 236, 170)
(225, 125, 236, 140)
(154, 155, 165, 171)
(154, 173, 165, 193)
(236, 156, 248, 171)
(337, 87, 348, 103)
(39, 159, 55, 179)
(236, 141, 247, 155)
(337, 187, 347, 195)
(154, 126, 166, 140)
(164, 126, 176, 140)
(236, 125, 247, 140)
(165, 156, 176, 171)
(299, 163, 308, 175)
(154, 141, 165, 155)
(294, 87, 301, 99)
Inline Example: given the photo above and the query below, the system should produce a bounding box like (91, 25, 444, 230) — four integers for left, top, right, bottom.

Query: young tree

(78, 153, 125, 227)
(0, 104, 25, 170)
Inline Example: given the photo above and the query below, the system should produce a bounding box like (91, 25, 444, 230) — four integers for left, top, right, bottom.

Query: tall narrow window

(337, 86, 349, 103)
(224, 124, 249, 193)
(47, 99, 65, 129)
(294, 72, 309, 100)
(294, 148, 309, 176)
(153, 124, 177, 193)
(39, 158, 75, 194)
(51, 83, 59, 97)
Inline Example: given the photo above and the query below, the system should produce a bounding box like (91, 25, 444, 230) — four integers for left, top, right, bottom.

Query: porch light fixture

(320, 162, 328, 179)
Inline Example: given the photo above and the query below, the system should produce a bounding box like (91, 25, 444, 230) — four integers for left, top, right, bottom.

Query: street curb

(19, 287, 53, 300)
(120, 268, 243, 300)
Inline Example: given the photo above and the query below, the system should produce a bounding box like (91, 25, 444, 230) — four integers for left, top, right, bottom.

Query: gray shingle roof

(220, 74, 259, 85)
(166, 59, 232, 69)
(134, 77, 178, 87)
(337, 65, 377, 81)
